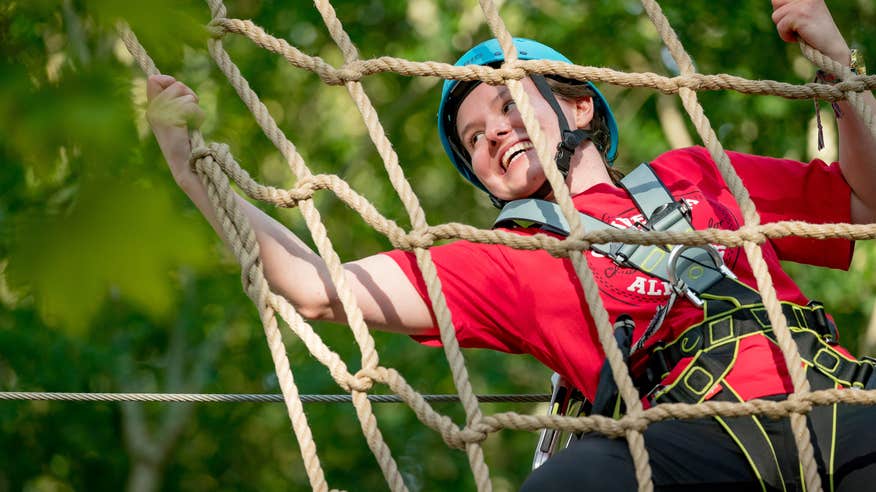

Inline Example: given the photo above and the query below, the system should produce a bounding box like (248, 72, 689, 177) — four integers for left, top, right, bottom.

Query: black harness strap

(495, 162, 873, 488)
(529, 74, 592, 178)
(713, 382, 791, 492)
(640, 293, 876, 405)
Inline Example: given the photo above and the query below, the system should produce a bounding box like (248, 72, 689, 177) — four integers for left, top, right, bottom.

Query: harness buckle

(854, 358, 876, 389)
(644, 384, 666, 406)
(650, 199, 692, 228)
(637, 342, 670, 403)
(807, 300, 839, 345)
(611, 250, 631, 269)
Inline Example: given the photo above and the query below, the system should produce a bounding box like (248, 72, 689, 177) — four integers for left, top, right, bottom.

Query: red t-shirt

(384, 147, 853, 401)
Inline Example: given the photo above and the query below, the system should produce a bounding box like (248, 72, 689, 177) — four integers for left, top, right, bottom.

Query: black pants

(520, 403, 876, 491)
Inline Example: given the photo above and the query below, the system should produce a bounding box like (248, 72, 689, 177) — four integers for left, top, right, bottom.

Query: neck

(565, 144, 615, 195)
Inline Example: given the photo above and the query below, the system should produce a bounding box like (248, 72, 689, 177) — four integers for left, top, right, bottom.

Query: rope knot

(289, 176, 321, 202)
(189, 142, 230, 171)
(206, 18, 229, 39)
(344, 370, 375, 393)
(497, 64, 527, 82)
(737, 225, 767, 244)
(457, 424, 489, 446)
(406, 228, 436, 249)
(387, 228, 435, 250)
(336, 62, 364, 83)
(787, 393, 814, 415)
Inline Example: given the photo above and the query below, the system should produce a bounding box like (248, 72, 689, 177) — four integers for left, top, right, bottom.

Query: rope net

(118, 1, 876, 491)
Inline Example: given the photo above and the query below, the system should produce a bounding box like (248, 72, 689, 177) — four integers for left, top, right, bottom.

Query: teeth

(502, 141, 534, 170)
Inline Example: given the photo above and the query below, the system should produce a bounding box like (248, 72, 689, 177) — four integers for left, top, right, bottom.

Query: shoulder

(650, 146, 717, 175)
(645, 146, 723, 190)
(383, 237, 522, 284)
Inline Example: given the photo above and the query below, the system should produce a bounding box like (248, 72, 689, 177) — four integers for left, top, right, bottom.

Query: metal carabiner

(666, 244, 733, 306)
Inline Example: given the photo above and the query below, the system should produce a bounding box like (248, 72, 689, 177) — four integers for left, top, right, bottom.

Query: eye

(502, 101, 517, 114)
(468, 131, 485, 148)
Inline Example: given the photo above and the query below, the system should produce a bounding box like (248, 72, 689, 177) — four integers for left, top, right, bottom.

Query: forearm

(177, 163, 432, 332)
(172, 162, 338, 318)
(147, 75, 432, 333)
(835, 80, 876, 224)
(771, 1, 876, 224)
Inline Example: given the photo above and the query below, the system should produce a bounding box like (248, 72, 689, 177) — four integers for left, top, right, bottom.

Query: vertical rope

(117, 22, 331, 492)
(478, 1, 655, 490)
(310, 1, 492, 488)
(799, 42, 876, 140)
(638, 1, 822, 490)
(201, 0, 409, 488)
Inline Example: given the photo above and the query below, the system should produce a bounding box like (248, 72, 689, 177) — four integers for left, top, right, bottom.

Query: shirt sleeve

(679, 147, 854, 270)
(382, 241, 527, 353)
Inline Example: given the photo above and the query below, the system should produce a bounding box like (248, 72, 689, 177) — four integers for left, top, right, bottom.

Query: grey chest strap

(493, 163, 730, 298)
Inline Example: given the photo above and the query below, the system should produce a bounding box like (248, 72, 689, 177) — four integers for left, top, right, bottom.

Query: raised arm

(146, 75, 432, 334)
(772, 0, 876, 224)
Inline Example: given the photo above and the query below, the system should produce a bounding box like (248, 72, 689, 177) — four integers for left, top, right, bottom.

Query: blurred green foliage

(1, 0, 875, 491)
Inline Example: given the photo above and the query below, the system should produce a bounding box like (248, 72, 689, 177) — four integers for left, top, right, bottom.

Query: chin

(491, 185, 545, 202)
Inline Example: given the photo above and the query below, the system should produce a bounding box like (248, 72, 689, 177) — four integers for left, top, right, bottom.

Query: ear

(573, 96, 595, 129)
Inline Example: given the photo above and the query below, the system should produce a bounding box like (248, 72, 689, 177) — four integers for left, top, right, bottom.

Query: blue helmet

(437, 38, 619, 193)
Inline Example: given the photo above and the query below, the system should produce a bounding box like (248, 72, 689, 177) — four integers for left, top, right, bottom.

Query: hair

(543, 77, 625, 185)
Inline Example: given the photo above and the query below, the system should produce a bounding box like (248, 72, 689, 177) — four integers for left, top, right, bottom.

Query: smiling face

(454, 78, 595, 201)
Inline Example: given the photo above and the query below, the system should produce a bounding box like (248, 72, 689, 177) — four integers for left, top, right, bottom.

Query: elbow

(257, 233, 337, 322)
(851, 193, 876, 225)
(260, 259, 336, 321)
(292, 298, 337, 322)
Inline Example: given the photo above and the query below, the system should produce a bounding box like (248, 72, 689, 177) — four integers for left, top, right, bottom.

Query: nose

(486, 116, 512, 145)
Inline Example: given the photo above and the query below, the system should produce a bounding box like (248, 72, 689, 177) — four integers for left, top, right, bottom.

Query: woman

(148, 0, 876, 489)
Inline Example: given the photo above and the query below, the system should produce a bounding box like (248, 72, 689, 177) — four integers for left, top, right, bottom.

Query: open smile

(501, 141, 534, 172)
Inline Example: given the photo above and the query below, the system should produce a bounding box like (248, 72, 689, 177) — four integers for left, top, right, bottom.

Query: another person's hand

(146, 74, 205, 187)
(771, 0, 850, 64)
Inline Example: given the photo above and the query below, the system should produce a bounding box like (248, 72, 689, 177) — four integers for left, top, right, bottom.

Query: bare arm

(146, 75, 433, 334)
(773, 0, 876, 224)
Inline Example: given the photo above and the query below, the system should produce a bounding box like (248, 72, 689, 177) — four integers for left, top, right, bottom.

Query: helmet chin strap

(490, 75, 593, 207)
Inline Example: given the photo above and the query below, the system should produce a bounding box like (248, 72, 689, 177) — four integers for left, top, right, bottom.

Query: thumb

(147, 74, 176, 101)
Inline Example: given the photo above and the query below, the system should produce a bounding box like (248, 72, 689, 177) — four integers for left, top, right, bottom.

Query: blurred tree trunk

(121, 277, 223, 492)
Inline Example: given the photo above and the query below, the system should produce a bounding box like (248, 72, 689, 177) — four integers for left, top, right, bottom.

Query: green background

(2, 0, 875, 490)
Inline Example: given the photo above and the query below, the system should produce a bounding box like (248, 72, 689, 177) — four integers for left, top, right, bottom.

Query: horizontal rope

(208, 17, 876, 101)
(0, 391, 551, 404)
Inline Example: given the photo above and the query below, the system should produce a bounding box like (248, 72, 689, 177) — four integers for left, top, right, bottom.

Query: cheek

(469, 148, 490, 177)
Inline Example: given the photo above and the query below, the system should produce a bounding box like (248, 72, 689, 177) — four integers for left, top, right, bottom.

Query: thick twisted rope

(115, 1, 876, 490)
(310, 0, 492, 488)
(206, 17, 876, 98)
(636, 1, 876, 490)
(190, 144, 876, 251)
(477, 0, 656, 489)
(202, 0, 408, 488)
(121, 19, 334, 492)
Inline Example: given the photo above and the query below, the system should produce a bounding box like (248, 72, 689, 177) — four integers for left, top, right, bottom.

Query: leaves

(1, 0, 876, 491)
(7, 174, 215, 333)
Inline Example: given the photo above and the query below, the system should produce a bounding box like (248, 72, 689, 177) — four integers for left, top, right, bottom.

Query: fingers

(769, 0, 848, 61)
(773, 12, 799, 44)
(147, 74, 175, 100)
(146, 75, 199, 103)
(771, 1, 802, 43)
(146, 76, 204, 130)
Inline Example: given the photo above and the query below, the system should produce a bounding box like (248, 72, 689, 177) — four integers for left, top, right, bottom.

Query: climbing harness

(497, 163, 876, 489)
